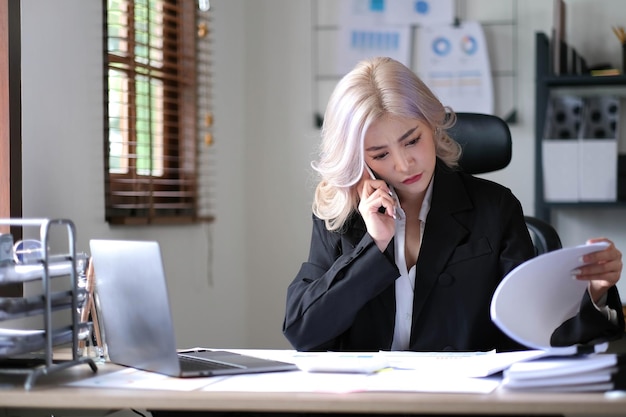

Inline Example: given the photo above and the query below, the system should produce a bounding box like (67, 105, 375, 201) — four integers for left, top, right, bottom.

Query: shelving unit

(0, 218, 97, 389)
(534, 32, 626, 222)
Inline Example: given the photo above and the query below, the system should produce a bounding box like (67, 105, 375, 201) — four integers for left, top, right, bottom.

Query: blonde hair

(312, 57, 461, 231)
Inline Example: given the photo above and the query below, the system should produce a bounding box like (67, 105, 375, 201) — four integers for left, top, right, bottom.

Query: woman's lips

(403, 174, 422, 185)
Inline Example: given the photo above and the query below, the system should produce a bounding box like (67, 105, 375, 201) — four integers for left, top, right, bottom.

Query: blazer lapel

(411, 163, 473, 337)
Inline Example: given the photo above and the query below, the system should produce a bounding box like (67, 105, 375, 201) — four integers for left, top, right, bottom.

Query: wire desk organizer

(0, 218, 97, 389)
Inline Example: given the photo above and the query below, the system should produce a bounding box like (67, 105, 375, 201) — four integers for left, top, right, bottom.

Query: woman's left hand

(575, 238, 622, 303)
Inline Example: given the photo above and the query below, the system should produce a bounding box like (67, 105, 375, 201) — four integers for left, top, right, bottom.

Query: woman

(283, 57, 624, 352)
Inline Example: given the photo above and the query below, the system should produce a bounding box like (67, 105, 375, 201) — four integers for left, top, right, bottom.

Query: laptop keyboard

(178, 355, 244, 372)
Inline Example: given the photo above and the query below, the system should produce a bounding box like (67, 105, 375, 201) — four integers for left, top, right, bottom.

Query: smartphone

(364, 164, 378, 181)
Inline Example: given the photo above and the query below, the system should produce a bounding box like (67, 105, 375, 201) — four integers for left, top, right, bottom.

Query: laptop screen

(90, 239, 182, 375)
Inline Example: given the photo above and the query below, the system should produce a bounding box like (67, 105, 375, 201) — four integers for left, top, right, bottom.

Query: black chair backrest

(448, 113, 512, 175)
(447, 112, 562, 254)
(524, 216, 563, 256)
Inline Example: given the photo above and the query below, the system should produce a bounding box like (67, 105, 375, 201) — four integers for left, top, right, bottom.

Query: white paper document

(501, 354, 622, 392)
(378, 350, 548, 377)
(292, 351, 390, 374)
(65, 349, 510, 394)
(490, 242, 611, 354)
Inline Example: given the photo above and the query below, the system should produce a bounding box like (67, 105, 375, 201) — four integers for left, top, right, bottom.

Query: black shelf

(544, 201, 626, 209)
(541, 74, 626, 87)
(534, 32, 626, 222)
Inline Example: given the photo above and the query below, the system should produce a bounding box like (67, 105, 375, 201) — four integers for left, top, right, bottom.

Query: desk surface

(0, 362, 625, 416)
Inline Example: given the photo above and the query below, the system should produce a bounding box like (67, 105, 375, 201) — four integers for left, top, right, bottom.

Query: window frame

(103, 0, 202, 225)
(0, 0, 23, 297)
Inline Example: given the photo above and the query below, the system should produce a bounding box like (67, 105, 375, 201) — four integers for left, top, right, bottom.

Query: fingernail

(571, 269, 581, 276)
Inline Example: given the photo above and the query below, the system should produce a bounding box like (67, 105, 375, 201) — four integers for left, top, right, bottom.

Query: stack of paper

(490, 242, 626, 393)
(501, 354, 626, 392)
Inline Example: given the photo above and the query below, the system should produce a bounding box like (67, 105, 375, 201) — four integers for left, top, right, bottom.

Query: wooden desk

(0, 362, 625, 416)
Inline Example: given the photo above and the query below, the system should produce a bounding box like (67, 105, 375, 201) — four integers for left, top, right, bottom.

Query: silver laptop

(89, 239, 298, 377)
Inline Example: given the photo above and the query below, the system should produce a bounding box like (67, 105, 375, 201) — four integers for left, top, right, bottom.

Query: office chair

(448, 113, 562, 255)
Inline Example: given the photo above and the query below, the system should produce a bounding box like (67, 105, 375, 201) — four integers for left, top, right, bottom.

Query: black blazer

(283, 162, 624, 352)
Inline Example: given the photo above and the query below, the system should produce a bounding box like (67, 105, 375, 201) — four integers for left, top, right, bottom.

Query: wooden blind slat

(105, 0, 212, 224)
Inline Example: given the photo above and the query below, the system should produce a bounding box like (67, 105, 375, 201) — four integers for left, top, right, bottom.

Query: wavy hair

(312, 57, 462, 231)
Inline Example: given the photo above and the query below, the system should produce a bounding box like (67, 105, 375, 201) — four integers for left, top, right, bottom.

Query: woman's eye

(372, 152, 388, 160)
(406, 136, 420, 146)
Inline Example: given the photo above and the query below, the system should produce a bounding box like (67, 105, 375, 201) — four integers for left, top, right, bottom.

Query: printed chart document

(415, 21, 494, 114)
(334, 0, 455, 75)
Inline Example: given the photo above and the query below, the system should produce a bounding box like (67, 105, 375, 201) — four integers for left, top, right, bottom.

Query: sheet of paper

(204, 349, 545, 378)
(504, 354, 618, 380)
(490, 242, 610, 353)
(200, 368, 498, 394)
(415, 21, 494, 114)
(336, 24, 411, 75)
(502, 354, 621, 392)
(379, 349, 548, 377)
(365, 370, 500, 394)
(201, 370, 370, 394)
(290, 351, 390, 373)
(335, 0, 415, 74)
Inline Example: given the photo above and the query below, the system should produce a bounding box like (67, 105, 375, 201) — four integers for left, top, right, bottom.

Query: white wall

(20, 0, 251, 349)
(17, 0, 626, 350)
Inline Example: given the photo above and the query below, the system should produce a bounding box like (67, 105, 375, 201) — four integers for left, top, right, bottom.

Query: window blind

(104, 0, 214, 225)
(196, 3, 215, 221)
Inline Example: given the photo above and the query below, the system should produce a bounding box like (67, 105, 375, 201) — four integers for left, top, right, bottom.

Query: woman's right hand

(358, 170, 397, 252)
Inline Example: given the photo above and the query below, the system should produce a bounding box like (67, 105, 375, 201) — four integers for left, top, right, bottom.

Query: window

(0, 0, 23, 297)
(104, 0, 214, 225)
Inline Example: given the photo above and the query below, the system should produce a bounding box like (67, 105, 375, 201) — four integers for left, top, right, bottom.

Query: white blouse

(390, 179, 433, 350)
